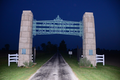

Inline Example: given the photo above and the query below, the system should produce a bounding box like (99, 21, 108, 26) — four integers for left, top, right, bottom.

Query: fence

(81, 54, 105, 65)
(96, 54, 105, 65)
(8, 53, 33, 66)
(8, 53, 19, 66)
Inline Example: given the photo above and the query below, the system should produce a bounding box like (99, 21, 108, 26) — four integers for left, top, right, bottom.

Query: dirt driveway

(29, 53, 78, 80)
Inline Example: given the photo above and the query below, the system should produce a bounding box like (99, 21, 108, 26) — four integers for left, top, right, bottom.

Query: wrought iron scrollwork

(32, 15, 84, 39)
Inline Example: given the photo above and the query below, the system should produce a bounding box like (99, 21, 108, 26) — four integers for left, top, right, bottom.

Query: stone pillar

(18, 10, 33, 67)
(83, 12, 96, 66)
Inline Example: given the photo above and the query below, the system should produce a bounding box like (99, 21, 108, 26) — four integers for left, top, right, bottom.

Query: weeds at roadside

(78, 57, 94, 68)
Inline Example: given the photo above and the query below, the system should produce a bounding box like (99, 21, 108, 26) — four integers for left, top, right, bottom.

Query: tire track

(29, 54, 57, 80)
(58, 53, 71, 80)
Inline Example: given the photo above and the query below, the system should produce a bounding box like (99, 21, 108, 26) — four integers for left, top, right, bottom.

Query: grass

(61, 53, 120, 80)
(0, 53, 54, 80)
(1, 52, 120, 80)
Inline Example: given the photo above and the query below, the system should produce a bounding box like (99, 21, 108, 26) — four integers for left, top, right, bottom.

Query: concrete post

(33, 47, 36, 63)
(18, 10, 33, 67)
(83, 12, 96, 66)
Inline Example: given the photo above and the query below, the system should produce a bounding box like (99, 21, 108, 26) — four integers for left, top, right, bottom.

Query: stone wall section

(83, 12, 96, 66)
(18, 11, 33, 66)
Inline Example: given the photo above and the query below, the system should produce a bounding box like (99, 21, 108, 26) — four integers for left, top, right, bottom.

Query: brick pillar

(18, 10, 33, 67)
(83, 12, 96, 66)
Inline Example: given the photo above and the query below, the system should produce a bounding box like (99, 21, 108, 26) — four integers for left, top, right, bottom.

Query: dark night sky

(0, 0, 120, 50)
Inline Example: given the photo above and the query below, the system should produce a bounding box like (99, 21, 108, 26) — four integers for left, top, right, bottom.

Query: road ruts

(29, 53, 78, 80)
(58, 53, 72, 80)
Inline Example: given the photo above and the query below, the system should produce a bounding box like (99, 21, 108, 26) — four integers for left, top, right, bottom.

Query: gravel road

(29, 53, 78, 80)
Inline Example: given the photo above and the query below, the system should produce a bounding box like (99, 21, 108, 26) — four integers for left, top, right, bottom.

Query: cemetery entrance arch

(18, 10, 96, 67)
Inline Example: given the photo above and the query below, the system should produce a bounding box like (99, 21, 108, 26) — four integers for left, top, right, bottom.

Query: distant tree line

(70, 48, 120, 55)
(1, 42, 119, 54)
(96, 48, 120, 54)
(1, 40, 67, 53)
(39, 40, 67, 53)
(1, 44, 10, 51)
(40, 41, 57, 53)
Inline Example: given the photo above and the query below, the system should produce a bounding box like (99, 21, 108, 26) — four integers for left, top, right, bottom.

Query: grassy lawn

(61, 53, 120, 80)
(0, 53, 54, 80)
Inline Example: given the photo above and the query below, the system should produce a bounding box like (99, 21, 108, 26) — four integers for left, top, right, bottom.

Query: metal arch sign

(32, 15, 84, 39)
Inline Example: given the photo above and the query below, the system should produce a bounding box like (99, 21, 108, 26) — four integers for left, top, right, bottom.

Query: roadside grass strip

(61, 53, 120, 80)
(0, 53, 54, 80)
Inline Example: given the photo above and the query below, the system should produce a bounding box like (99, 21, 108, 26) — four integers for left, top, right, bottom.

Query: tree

(46, 41, 53, 53)
(2, 48, 5, 51)
(59, 40, 67, 52)
(5, 44, 10, 51)
(37, 46, 40, 51)
(68, 49, 70, 51)
(52, 44, 58, 52)
(41, 43, 46, 51)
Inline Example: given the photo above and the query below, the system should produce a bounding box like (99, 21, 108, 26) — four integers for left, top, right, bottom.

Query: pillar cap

(83, 12, 94, 18)
(84, 12, 93, 15)
(23, 10, 32, 13)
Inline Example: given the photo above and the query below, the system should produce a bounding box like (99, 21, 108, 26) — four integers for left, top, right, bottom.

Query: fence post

(16, 53, 17, 64)
(103, 54, 105, 65)
(8, 54, 10, 66)
(96, 54, 97, 63)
